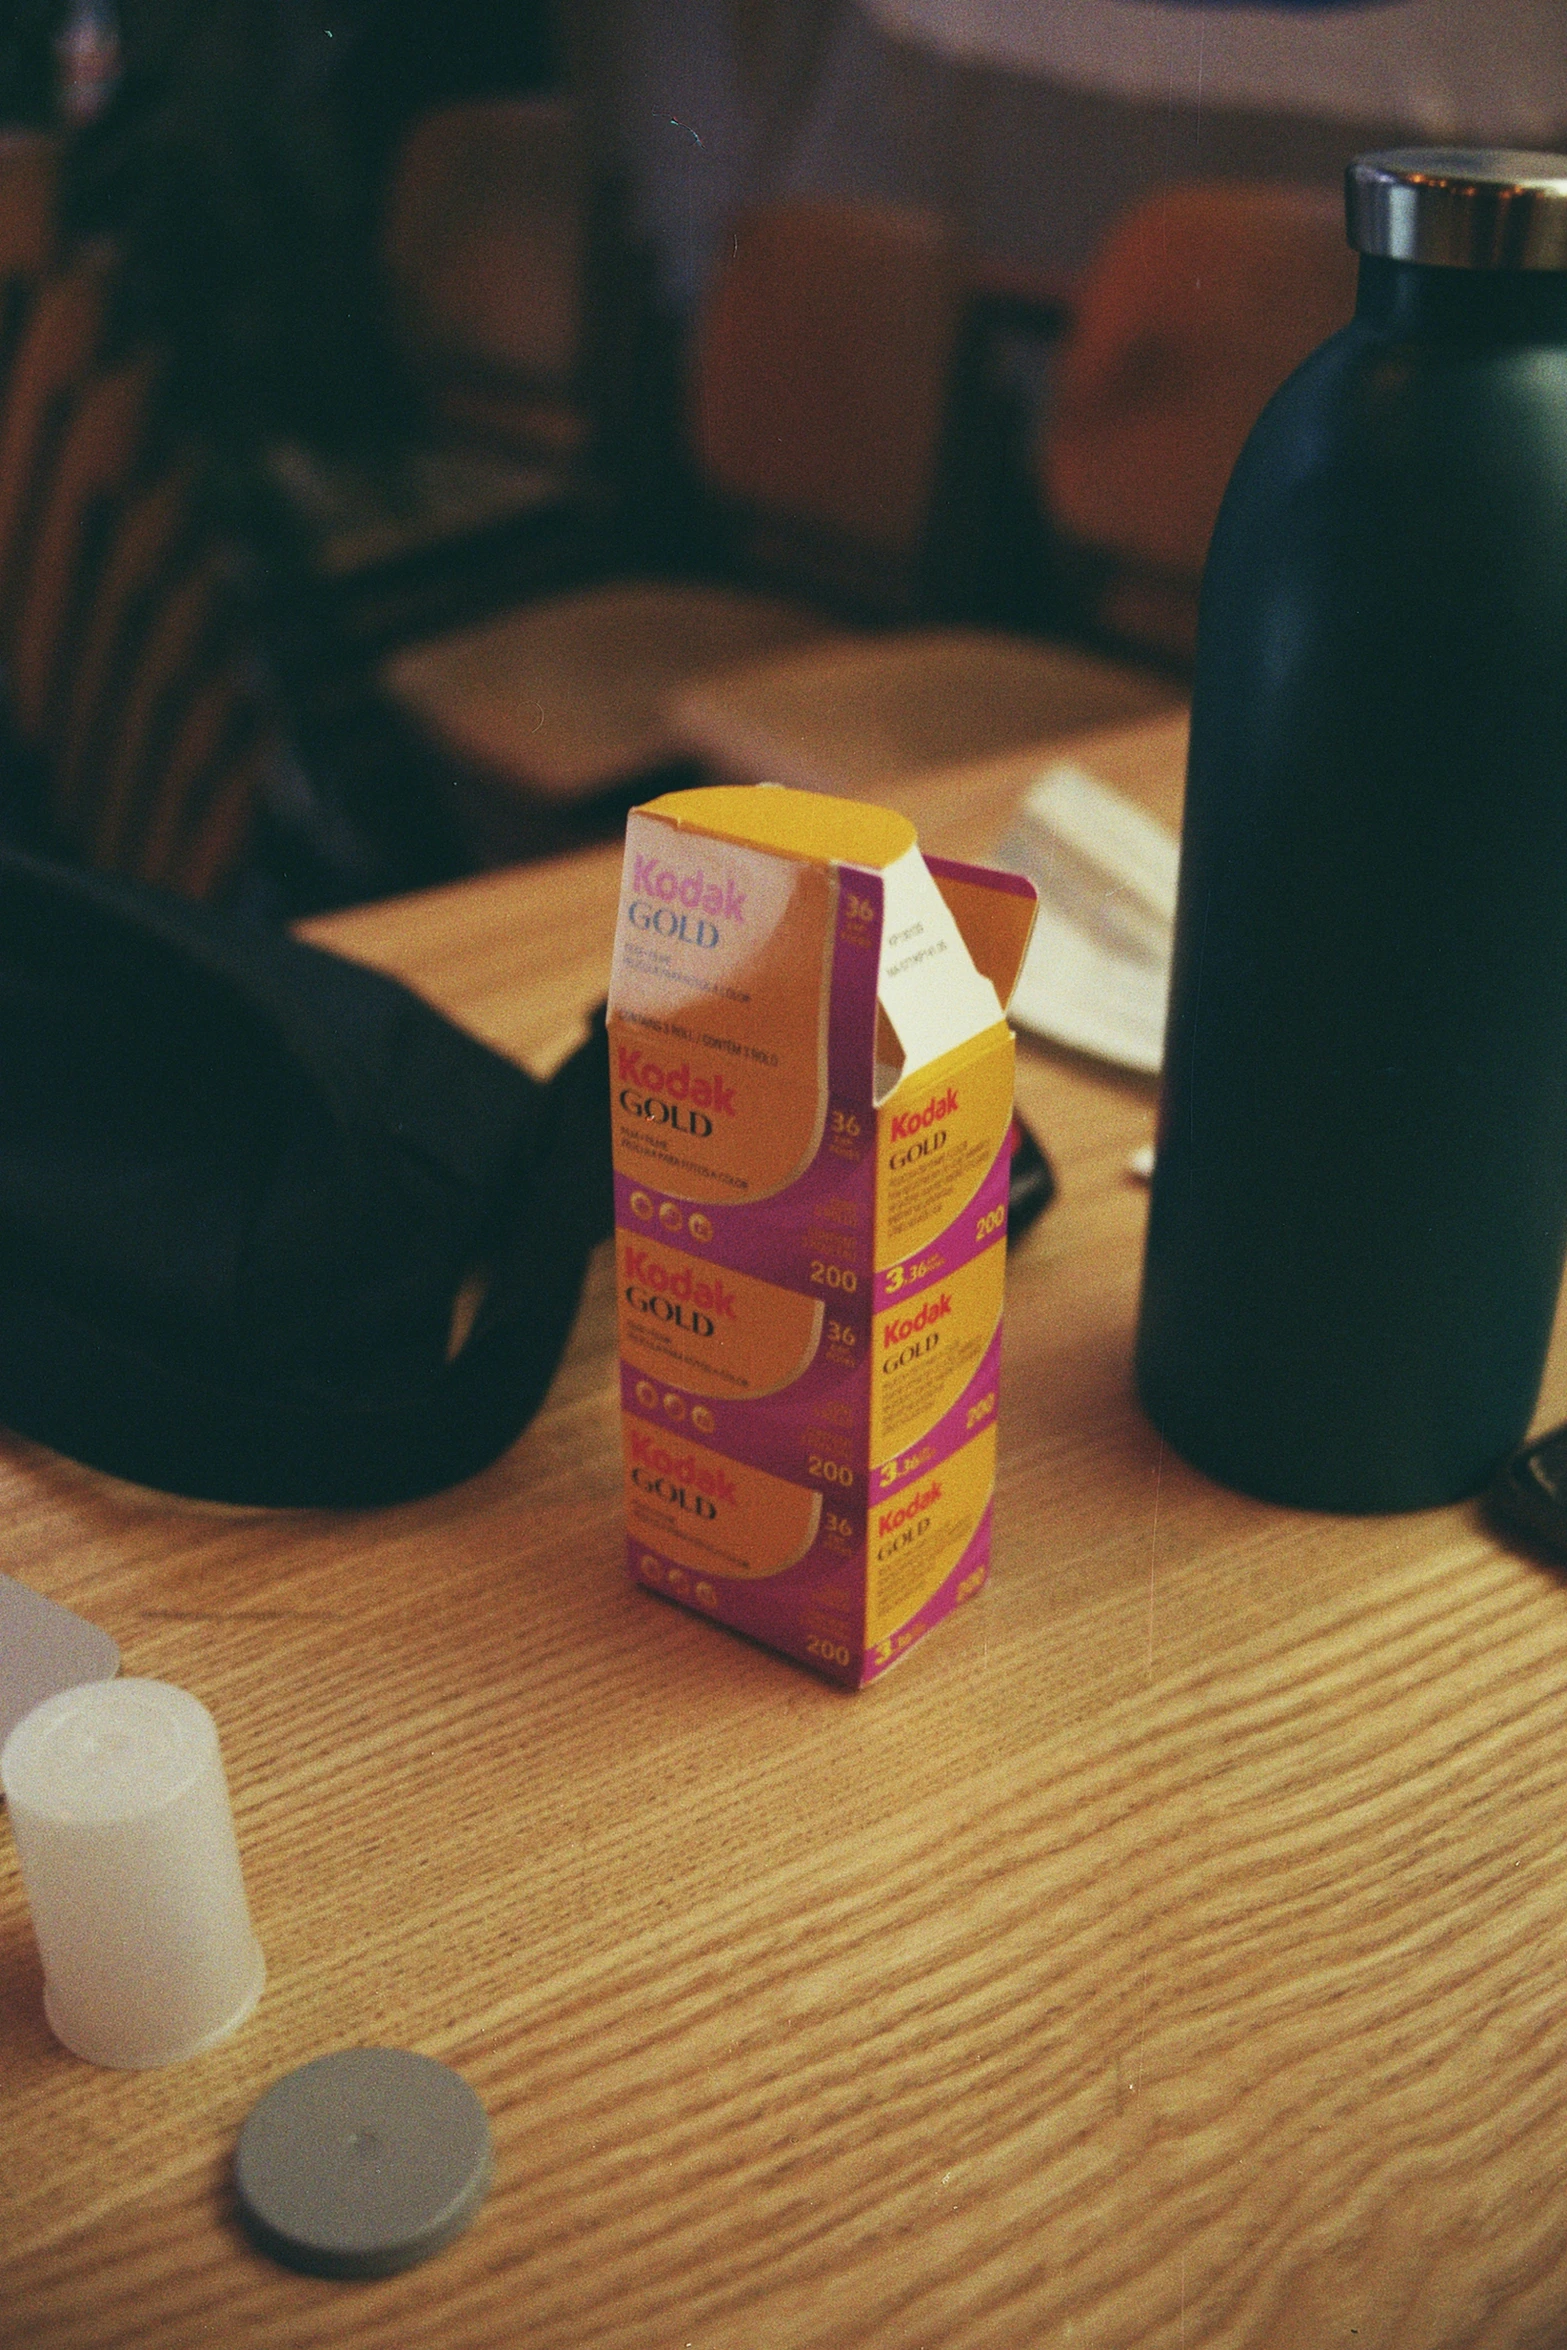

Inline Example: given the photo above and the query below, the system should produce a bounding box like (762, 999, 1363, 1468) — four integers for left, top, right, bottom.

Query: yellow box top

(639, 783, 917, 871)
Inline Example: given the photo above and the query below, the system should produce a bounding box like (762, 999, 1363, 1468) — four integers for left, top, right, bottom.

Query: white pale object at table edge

(995, 761, 1178, 1076)
(862, 0, 1567, 141)
(0, 1677, 265, 2067)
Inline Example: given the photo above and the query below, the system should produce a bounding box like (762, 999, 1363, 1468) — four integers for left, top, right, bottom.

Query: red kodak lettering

(628, 1424, 738, 1505)
(628, 852, 747, 923)
(889, 1085, 958, 1142)
(615, 1044, 737, 1116)
(882, 1291, 953, 1346)
(877, 1478, 943, 1538)
(622, 1243, 738, 1319)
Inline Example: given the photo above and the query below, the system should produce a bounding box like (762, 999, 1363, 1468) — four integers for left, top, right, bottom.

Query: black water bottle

(1135, 151, 1567, 1512)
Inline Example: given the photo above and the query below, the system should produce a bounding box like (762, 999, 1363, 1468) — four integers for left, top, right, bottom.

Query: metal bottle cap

(1347, 150, 1567, 271)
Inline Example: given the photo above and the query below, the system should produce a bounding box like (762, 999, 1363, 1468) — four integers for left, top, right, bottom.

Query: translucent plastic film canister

(1, 1677, 265, 2067)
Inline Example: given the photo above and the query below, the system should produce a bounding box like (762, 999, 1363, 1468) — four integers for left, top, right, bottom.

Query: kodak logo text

(890, 1086, 957, 1142)
(616, 1046, 737, 1117)
(878, 1479, 943, 1539)
(630, 855, 747, 921)
(883, 1292, 953, 1347)
(629, 1426, 738, 1507)
(623, 1245, 738, 1320)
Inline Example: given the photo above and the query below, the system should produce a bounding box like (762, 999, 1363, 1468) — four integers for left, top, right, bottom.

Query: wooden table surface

(8, 709, 1567, 2350)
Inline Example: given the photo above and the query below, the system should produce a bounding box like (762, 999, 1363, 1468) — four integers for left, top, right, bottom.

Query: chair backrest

(1041, 180, 1357, 646)
(690, 197, 966, 600)
(47, 457, 270, 902)
(7, 350, 160, 745)
(383, 97, 585, 395)
(0, 250, 269, 904)
(124, 602, 267, 899)
(0, 129, 58, 280)
(0, 129, 60, 372)
(52, 457, 196, 836)
(87, 540, 230, 867)
(0, 251, 109, 636)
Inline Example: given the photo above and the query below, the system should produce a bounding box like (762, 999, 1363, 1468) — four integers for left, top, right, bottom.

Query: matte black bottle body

(1136, 256, 1567, 1510)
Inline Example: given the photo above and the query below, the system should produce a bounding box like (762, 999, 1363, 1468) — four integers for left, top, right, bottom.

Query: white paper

(994, 762, 1179, 1077)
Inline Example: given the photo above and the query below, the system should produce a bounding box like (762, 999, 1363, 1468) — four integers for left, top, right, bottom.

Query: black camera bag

(0, 843, 611, 1506)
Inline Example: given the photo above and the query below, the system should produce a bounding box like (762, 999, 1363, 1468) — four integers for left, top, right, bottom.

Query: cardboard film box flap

(625, 784, 1035, 1106)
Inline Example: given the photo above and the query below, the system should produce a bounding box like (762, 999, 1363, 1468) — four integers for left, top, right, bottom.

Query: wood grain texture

(9, 709, 1567, 2350)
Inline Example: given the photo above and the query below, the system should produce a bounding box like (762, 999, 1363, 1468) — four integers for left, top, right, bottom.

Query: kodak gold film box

(607, 784, 1037, 1686)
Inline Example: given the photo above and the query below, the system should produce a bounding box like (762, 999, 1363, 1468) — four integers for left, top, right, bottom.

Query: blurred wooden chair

(52, 458, 196, 837)
(0, 249, 110, 640)
(382, 95, 588, 464)
(0, 258, 275, 903)
(265, 97, 617, 662)
(41, 450, 275, 901)
(6, 351, 159, 748)
(658, 242, 1178, 799)
(0, 129, 60, 367)
(85, 531, 269, 898)
(1041, 180, 1358, 662)
(663, 181, 1355, 791)
(377, 194, 1149, 842)
(689, 194, 965, 616)
(0, 129, 59, 271)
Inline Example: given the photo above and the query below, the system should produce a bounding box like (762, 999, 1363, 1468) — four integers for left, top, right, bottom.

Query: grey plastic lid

(1348, 149, 1567, 270)
(235, 2048, 492, 2279)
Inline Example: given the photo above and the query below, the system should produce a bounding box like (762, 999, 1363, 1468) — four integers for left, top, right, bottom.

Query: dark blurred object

(243, 77, 654, 902)
(40, 0, 604, 909)
(0, 123, 59, 380)
(326, 0, 559, 209)
(0, 249, 282, 900)
(50, 0, 565, 458)
(1005, 1112, 1055, 1244)
(0, 0, 58, 124)
(1136, 151, 1567, 1513)
(1041, 179, 1358, 664)
(54, 0, 408, 459)
(261, 89, 632, 668)
(1488, 1421, 1567, 1564)
(54, 0, 122, 129)
(0, 837, 610, 1505)
(381, 96, 587, 464)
